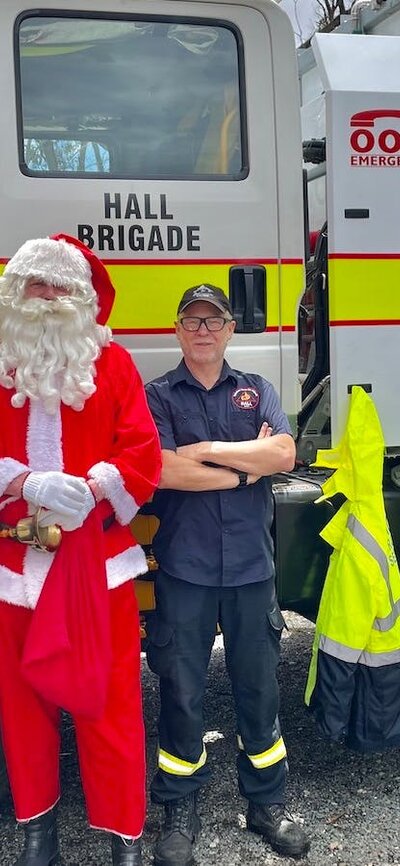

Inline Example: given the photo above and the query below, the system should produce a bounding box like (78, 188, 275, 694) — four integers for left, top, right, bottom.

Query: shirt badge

(232, 388, 260, 410)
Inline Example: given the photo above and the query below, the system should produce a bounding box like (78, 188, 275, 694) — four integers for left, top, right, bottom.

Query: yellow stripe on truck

(329, 257, 400, 323)
(279, 261, 304, 330)
(0, 259, 302, 332)
(107, 262, 282, 332)
(108, 260, 303, 332)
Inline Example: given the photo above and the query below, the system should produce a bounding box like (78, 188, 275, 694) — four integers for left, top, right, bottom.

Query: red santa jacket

(0, 342, 161, 609)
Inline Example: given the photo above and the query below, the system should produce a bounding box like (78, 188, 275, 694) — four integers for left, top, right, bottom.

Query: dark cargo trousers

(147, 571, 288, 805)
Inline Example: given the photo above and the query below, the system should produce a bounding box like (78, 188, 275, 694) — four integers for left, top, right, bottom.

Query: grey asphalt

(1, 615, 400, 865)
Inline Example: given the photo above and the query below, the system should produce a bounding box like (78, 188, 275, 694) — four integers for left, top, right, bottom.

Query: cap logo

(232, 388, 260, 410)
(192, 285, 216, 299)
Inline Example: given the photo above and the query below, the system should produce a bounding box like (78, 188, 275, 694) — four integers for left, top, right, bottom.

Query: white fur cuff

(106, 546, 148, 588)
(88, 461, 139, 525)
(0, 458, 30, 496)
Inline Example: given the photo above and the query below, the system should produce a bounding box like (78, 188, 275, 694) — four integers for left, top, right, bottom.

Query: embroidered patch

(232, 388, 260, 410)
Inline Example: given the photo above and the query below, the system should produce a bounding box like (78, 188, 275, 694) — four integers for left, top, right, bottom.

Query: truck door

(0, 0, 304, 422)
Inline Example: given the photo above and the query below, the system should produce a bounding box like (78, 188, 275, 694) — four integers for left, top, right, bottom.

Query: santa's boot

(13, 807, 59, 866)
(111, 835, 143, 866)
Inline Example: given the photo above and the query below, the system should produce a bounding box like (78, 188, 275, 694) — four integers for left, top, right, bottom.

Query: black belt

(103, 513, 116, 531)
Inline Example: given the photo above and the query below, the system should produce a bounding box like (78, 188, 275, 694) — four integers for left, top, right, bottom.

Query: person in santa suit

(0, 234, 161, 866)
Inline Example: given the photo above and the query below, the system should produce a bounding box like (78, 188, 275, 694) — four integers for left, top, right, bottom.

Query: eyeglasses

(179, 316, 232, 332)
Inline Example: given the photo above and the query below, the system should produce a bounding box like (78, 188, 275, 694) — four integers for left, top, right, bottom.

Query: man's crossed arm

(159, 423, 295, 492)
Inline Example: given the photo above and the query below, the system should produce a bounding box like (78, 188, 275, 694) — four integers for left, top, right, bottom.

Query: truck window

(17, 14, 244, 179)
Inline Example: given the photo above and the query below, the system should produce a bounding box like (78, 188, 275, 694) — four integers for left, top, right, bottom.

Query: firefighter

(145, 284, 311, 865)
(0, 235, 161, 866)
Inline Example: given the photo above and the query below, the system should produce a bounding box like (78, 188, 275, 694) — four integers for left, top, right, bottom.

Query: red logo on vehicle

(232, 388, 260, 409)
(350, 110, 400, 167)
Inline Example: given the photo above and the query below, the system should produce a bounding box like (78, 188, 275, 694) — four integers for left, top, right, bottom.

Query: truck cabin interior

(17, 14, 242, 180)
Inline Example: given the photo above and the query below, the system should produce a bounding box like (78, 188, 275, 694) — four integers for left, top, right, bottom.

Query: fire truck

(0, 1, 399, 665)
(296, 2, 400, 609)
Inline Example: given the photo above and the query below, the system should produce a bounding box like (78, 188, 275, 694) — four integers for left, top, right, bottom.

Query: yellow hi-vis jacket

(305, 386, 400, 752)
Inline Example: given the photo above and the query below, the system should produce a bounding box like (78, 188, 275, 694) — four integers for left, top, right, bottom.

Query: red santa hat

(3, 233, 115, 325)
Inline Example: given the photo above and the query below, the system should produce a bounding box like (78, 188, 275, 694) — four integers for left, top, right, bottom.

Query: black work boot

(247, 802, 310, 858)
(13, 807, 59, 866)
(111, 835, 143, 866)
(154, 793, 201, 866)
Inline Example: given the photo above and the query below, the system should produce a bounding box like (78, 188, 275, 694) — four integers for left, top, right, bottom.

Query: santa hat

(3, 234, 115, 325)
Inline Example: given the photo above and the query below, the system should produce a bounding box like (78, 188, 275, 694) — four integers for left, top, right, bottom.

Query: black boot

(13, 807, 59, 866)
(111, 835, 143, 866)
(154, 793, 201, 866)
(247, 802, 310, 858)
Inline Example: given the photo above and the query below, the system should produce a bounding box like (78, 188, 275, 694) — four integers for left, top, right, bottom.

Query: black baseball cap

(177, 284, 233, 317)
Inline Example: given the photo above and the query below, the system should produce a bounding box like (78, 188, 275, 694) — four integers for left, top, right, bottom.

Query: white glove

(23, 471, 90, 517)
(38, 494, 95, 532)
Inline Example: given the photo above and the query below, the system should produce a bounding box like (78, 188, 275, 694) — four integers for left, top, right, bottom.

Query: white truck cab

(0, 0, 305, 432)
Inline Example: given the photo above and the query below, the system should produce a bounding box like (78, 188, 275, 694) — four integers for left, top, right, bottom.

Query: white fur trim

(0, 402, 65, 608)
(88, 462, 139, 525)
(106, 546, 148, 589)
(24, 546, 55, 609)
(0, 402, 62, 515)
(0, 458, 29, 496)
(4, 237, 92, 291)
(0, 545, 148, 608)
(0, 564, 30, 607)
(27, 401, 63, 472)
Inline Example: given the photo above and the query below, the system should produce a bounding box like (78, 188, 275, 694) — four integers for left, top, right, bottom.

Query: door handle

(229, 265, 266, 333)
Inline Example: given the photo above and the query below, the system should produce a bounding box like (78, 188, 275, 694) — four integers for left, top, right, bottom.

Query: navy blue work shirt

(145, 359, 292, 588)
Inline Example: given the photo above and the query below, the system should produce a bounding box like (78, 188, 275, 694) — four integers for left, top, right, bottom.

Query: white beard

(0, 283, 111, 415)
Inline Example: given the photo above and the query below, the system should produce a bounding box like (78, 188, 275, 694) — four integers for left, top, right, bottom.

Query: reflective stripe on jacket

(305, 386, 400, 752)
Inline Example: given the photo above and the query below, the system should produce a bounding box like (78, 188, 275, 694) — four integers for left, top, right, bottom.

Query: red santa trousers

(0, 581, 145, 838)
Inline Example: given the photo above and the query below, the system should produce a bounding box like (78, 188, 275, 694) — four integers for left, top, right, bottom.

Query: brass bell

(9, 512, 62, 552)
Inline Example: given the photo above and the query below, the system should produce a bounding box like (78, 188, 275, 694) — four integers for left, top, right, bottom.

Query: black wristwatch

(237, 471, 248, 488)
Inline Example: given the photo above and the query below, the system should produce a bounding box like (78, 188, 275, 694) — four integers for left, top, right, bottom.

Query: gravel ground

(1, 613, 400, 865)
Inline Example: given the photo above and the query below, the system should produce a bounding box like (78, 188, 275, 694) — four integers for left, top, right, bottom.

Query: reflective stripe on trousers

(237, 734, 287, 768)
(158, 746, 207, 776)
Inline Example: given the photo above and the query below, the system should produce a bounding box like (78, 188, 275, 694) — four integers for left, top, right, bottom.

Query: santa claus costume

(0, 235, 161, 866)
